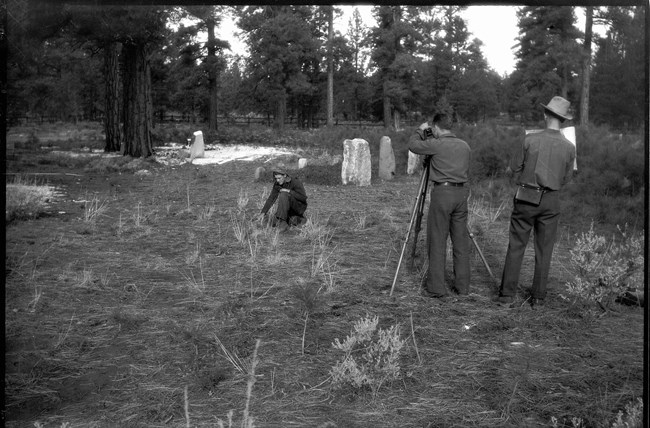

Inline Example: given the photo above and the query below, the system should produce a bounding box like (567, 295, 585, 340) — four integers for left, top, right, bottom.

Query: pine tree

(507, 6, 582, 123)
(590, 6, 645, 130)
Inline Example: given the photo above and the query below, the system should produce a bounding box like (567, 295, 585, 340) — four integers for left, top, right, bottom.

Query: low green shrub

(611, 398, 643, 428)
(563, 223, 643, 311)
(330, 315, 406, 397)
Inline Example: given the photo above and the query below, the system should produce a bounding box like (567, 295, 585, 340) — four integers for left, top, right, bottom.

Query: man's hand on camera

(418, 122, 429, 131)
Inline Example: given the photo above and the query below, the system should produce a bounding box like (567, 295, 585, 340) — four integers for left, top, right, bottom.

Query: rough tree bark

(103, 41, 122, 152)
(326, 6, 334, 127)
(274, 89, 286, 131)
(206, 15, 218, 132)
(383, 79, 391, 128)
(122, 42, 153, 158)
(580, 6, 593, 126)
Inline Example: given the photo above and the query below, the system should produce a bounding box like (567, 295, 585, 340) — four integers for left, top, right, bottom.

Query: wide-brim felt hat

(540, 96, 573, 121)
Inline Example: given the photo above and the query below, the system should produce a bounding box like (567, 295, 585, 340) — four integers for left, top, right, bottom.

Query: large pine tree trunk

(122, 42, 153, 158)
(326, 6, 334, 127)
(382, 79, 391, 128)
(104, 41, 122, 152)
(206, 16, 218, 132)
(580, 6, 593, 126)
(274, 90, 286, 131)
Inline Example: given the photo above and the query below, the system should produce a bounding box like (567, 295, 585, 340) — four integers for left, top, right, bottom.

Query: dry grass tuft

(5, 176, 56, 222)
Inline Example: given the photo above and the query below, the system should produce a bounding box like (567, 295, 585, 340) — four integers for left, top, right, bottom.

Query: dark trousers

(425, 185, 471, 296)
(275, 192, 306, 222)
(500, 191, 560, 299)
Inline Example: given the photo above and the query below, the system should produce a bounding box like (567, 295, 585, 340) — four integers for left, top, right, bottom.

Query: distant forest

(6, 4, 646, 154)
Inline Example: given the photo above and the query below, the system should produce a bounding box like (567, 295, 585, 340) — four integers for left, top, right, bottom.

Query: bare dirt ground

(4, 146, 644, 427)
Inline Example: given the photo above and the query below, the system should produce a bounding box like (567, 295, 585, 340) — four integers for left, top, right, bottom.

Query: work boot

(277, 220, 289, 232)
(492, 295, 515, 308)
(531, 298, 545, 308)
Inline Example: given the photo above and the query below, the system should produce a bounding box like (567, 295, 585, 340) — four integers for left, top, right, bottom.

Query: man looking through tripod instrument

(408, 113, 471, 300)
(496, 96, 576, 308)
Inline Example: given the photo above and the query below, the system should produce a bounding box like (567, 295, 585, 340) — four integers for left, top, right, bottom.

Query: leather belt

(433, 181, 464, 187)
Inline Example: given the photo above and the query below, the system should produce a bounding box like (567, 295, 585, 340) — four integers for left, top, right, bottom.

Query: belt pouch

(514, 186, 543, 206)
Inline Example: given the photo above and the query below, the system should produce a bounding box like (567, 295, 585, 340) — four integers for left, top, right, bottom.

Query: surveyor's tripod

(389, 156, 496, 296)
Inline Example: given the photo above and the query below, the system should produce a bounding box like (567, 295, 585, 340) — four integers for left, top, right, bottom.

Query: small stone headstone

(189, 131, 205, 162)
(255, 166, 266, 181)
(298, 158, 308, 169)
(378, 136, 395, 180)
(341, 138, 371, 186)
(407, 151, 423, 175)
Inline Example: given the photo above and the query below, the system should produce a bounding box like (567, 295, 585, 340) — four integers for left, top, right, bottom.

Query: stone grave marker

(189, 131, 205, 162)
(378, 136, 395, 180)
(341, 138, 371, 186)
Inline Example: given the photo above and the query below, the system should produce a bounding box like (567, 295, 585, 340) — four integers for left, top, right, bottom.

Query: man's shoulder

(450, 135, 471, 150)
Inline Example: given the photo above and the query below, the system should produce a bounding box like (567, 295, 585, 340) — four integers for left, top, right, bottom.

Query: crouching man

(259, 170, 308, 232)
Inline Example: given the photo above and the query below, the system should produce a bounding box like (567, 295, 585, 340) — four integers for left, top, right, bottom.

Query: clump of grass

(299, 213, 339, 291)
(293, 278, 322, 355)
(211, 338, 261, 427)
(310, 242, 339, 292)
(5, 176, 54, 222)
(113, 203, 154, 239)
(299, 213, 333, 248)
(352, 211, 368, 230)
(214, 335, 249, 375)
(255, 186, 270, 211)
(181, 259, 206, 292)
(246, 228, 262, 263)
(27, 282, 43, 313)
(237, 188, 250, 211)
(83, 196, 108, 223)
(196, 204, 216, 222)
(230, 209, 249, 245)
(185, 241, 201, 265)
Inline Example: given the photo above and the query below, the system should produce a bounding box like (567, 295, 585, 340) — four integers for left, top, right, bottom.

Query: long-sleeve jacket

(408, 130, 471, 184)
(261, 176, 308, 214)
(513, 129, 575, 190)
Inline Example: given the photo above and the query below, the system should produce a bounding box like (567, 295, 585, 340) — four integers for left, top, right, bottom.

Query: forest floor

(4, 142, 644, 428)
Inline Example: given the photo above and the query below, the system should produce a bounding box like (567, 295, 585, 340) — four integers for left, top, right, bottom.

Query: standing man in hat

(259, 169, 308, 232)
(496, 96, 576, 308)
(409, 112, 471, 300)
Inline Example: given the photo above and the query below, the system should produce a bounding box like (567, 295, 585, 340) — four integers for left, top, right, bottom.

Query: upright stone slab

(298, 158, 308, 169)
(254, 166, 266, 182)
(189, 130, 205, 162)
(407, 151, 423, 175)
(341, 138, 371, 186)
(378, 136, 395, 180)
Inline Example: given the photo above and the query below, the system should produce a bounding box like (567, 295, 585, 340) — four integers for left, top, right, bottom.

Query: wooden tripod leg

(408, 174, 429, 270)
(389, 162, 430, 297)
(468, 227, 498, 286)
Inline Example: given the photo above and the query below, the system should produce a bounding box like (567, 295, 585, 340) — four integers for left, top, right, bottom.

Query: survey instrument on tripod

(390, 154, 498, 295)
(390, 156, 430, 297)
